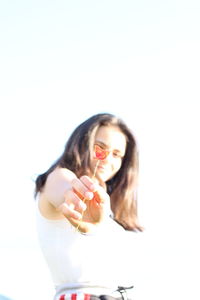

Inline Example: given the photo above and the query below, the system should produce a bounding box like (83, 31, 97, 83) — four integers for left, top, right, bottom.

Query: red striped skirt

(59, 294, 125, 300)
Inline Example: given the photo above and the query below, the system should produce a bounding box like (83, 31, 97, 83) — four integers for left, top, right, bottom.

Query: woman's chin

(96, 171, 111, 183)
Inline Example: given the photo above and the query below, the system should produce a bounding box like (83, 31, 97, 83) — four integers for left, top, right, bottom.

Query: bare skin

(38, 125, 127, 233)
(38, 168, 110, 233)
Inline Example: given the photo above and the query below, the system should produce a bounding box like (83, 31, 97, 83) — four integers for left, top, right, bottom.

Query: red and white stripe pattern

(59, 294, 91, 300)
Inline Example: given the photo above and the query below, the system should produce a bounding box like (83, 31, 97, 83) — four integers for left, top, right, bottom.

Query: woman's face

(91, 125, 127, 182)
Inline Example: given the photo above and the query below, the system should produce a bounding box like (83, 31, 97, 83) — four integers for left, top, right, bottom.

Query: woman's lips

(97, 165, 108, 172)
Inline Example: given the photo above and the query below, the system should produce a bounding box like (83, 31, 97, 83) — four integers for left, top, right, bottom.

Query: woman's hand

(58, 175, 110, 233)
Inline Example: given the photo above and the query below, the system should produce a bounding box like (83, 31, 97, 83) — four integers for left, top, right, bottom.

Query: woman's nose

(102, 152, 113, 163)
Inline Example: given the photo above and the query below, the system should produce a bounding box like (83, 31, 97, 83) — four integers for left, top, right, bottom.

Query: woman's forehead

(94, 125, 127, 153)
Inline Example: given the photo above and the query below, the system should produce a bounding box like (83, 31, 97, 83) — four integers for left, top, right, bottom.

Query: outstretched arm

(39, 167, 110, 233)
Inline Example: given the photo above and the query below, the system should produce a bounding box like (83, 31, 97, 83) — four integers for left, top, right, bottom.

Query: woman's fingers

(60, 202, 82, 220)
(71, 176, 96, 200)
(93, 185, 110, 204)
(60, 175, 96, 216)
(79, 175, 97, 192)
(91, 185, 111, 222)
(60, 175, 110, 226)
(59, 189, 86, 219)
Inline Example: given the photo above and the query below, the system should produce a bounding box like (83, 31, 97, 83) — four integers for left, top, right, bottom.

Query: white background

(0, 1, 200, 299)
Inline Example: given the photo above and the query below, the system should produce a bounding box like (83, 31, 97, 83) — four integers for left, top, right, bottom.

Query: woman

(35, 113, 143, 300)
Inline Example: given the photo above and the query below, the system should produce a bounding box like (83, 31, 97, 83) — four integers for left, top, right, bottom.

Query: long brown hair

(35, 113, 142, 231)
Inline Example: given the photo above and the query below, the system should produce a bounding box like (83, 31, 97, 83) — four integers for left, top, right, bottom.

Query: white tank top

(35, 199, 135, 299)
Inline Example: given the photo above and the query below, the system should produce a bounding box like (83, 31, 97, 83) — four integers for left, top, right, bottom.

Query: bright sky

(0, 1, 200, 300)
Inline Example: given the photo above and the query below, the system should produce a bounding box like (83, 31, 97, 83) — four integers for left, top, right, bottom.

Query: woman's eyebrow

(95, 140, 124, 154)
(95, 140, 108, 148)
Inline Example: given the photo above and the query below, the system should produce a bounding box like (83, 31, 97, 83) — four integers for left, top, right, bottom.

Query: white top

(35, 200, 136, 299)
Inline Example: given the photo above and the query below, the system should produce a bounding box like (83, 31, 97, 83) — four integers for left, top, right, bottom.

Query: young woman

(35, 113, 143, 300)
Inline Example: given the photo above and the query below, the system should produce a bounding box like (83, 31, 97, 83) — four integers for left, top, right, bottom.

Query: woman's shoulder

(47, 167, 77, 183)
(38, 167, 76, 220)
(43, 167, 77, 199)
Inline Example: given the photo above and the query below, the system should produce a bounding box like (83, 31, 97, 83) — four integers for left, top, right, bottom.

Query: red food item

(94, 145, 109, 160)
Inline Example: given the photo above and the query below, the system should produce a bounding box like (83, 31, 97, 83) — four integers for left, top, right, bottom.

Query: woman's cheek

(114, 160, 122, 173)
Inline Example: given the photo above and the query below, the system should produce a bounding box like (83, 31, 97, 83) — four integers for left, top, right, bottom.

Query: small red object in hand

(94, 145, 109, 160)
(76, 145, 110, 232)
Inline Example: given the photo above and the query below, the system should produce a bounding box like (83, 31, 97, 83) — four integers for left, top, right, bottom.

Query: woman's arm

(39, 167, 110, 232)
(38, 167, 78, 220)
(41, 167, 77, 208)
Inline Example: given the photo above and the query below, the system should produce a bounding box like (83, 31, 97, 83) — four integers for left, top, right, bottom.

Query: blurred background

(0, 1, 200, 299)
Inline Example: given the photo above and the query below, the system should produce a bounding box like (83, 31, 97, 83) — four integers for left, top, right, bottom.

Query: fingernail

(75, 212, 82, 220)
(85, 191, 93, 200)
(80, 202, 87, 210)
(90, 183, 97, 191)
